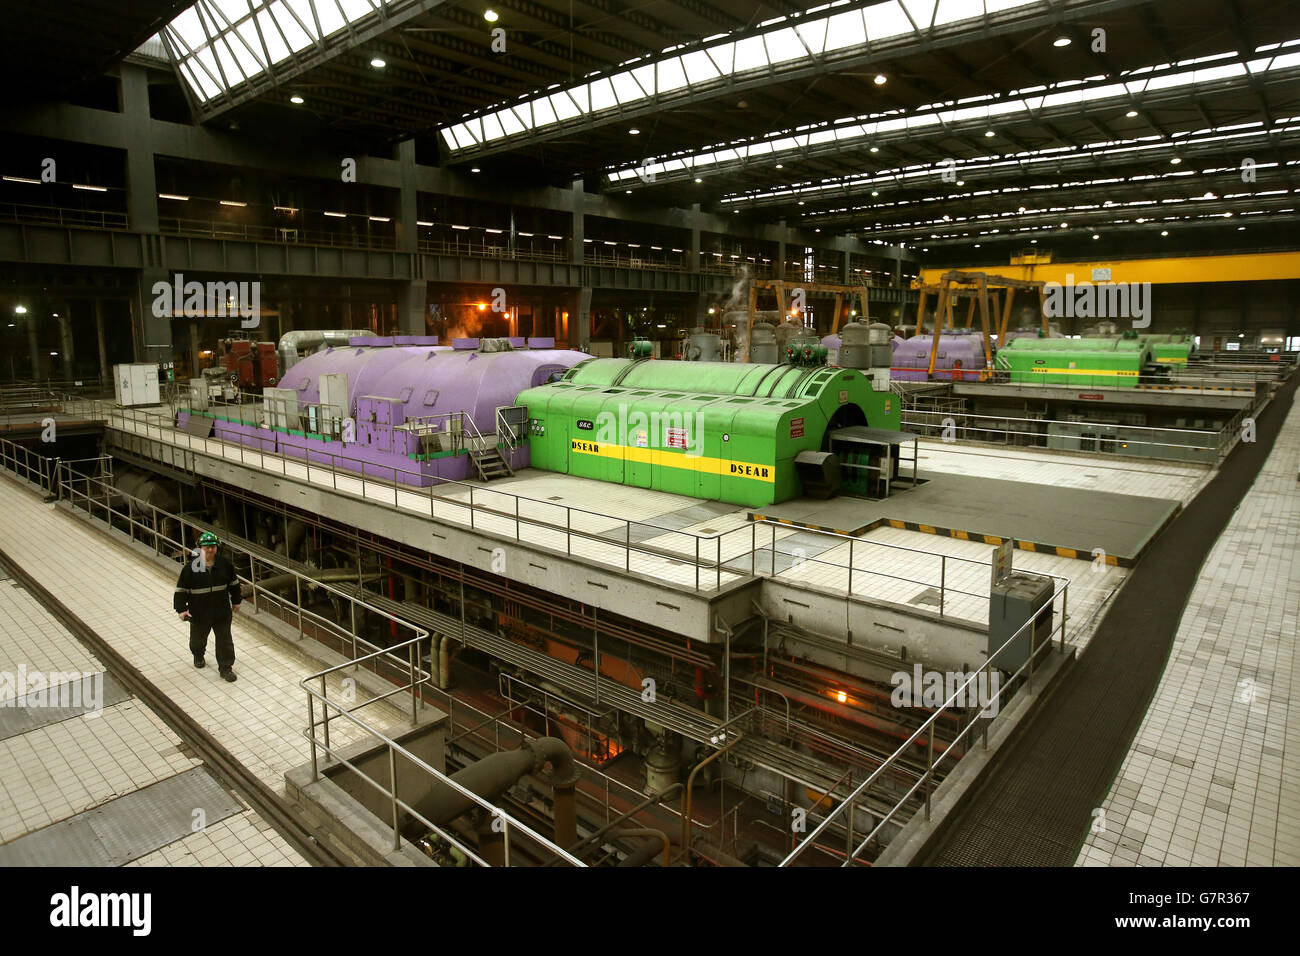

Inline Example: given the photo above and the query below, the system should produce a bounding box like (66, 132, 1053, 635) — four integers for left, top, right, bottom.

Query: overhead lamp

(370, 57, 386, 68)
(158, 193, 189, 201)
(1060, 222, 1068, 227)
(547, 235, 563, 240)
(477, 303, 487, 311)
(694, 177, 702, 183)
(470, 167, 481, 173)
(873, 74, 887, 85)
(1092, 233, 1100, 239)
(290, 95, 304, 104)
(14, 305, 28, 314)
(798, 200, 805, 206)
(2, 175, 39, 184)
(485, 227, 503, 234)
(451, 224, 470, 230)
(417, 220, 434, 226)
(814, 228, 820, 232)
(1125, 110, 1138, 118)
(484, 9, 498, 22)
(1170, 157, 1182, 165)
(1160, 230, 1169, 236)
(628, 128, 640, 135)
(1238, 225, 1246, 230)
(984, 130, 995, 137)
(871, 190, 879, 196)
(324, 211, 347, 218)
(518, 231, 534, 237)
(1053, 37, 1071, 47)
(1030, 239, 1038, 244)
(974, 243, 981, 248)
(626, 190, 632, 194)
(73, 184, 107, 192)
(870, 146, 879, 153)
(220, 200, 247, 207)
(775, 163, 784, 169)
(956, 180, 964, 186)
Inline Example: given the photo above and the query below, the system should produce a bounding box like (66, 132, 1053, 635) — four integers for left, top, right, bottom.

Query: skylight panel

(657, 58, 688, 93)
(824, 10, 867, 50)
(482, 113, 507, 141)
(231, 24, 268, 75)
(734, 35, 769, 71)
(796, 18, 828, 54)
(531, 97, 557, 126)
(270, 4, 312, 54)
(612, 71, 643, 102)
(171, 7, 205, 50)
(499, 109, 526, 136)
(314, 0, 347, 38)
(866, 2, 916, 41)
(590, 78, 618, 112)
(283, 0, 322, 41)
(682, 50, 722, 83)
(902, 0, 938, 30)
(765, 29, 807, 64)
(211, 0, 252, 24)
(338, 0, 374, 20)
(551, 92, 582, 121)
(215, 38, 247, 82)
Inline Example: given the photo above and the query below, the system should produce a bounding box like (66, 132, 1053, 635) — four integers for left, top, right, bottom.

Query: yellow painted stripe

(568, 438, 775, 482)
(1021, 541, 1037, 552)
(953, 529, 969, 540)
(890, 519, 906, 529)
(1027, 367, 1139, 377)
(1057, 547, 1078, 559)
(918, 524, 936, 534)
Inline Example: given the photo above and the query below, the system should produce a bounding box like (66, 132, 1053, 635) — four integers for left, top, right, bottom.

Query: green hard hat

(198, 531, 219, 547)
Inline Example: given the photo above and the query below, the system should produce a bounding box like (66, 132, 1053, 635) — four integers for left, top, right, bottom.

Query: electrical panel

(988, 572, 1054, 673)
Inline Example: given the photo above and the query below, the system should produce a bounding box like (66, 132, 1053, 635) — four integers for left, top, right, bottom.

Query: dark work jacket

(174, 554, 241, 618)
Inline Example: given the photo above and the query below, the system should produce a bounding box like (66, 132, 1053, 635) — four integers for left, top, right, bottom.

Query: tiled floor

(0, 578, 307, 865)
(1076, 396, 1300, 867)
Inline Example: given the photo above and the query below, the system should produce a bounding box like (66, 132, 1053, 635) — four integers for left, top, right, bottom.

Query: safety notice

(667, 427, 689, 449)
(790, 417, 805, 438)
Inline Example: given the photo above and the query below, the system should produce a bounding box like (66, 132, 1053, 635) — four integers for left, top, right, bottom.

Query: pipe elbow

(525, 737, 581, 788)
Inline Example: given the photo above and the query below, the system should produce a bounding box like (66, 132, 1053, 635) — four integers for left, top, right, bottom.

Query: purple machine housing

(179, 336, 584, 486)
(891, 330, 988, 381)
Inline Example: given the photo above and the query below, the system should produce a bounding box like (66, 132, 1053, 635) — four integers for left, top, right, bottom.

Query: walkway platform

(0, 475, 412, 866)
(752, 473, 1183, 566)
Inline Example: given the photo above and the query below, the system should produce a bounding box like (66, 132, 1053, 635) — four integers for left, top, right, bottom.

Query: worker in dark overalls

(174, 531, 242, 682)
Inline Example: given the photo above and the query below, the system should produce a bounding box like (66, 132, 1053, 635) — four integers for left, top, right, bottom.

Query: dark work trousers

(190, 613, 235, 670)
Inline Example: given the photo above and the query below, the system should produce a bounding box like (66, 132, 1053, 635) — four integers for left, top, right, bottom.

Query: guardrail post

(296, 575, 303, 639)
(389, 744, 401, 851)
(625, 522, 630, 572)
(320, 675, 331, 759)
(307, 692, 319, 781)
(409, 640, 418, 723)
(940, 555, 946, 617)
(925, 721, 935, 821)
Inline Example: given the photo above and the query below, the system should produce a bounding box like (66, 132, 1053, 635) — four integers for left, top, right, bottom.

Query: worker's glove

(178, 611, 192, 621)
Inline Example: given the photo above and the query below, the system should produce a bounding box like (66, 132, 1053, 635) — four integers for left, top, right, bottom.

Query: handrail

(779, 575, 1071, 866)
(44, 397, 1070, 621)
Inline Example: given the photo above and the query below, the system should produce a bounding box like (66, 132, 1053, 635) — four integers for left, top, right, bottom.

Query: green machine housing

(516, 358, 902, 508)
(994, 334, 1168, 388)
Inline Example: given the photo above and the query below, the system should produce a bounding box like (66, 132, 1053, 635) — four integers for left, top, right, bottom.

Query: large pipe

(438, 635, 452, 690)
(241, 568, 383, 599)
(614, 828, 672, 868)
(410, 737, 580, 852)
(277, 330, 358, 375)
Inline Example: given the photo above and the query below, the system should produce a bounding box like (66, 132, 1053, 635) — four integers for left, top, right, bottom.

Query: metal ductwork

(277, 330, 358, 375)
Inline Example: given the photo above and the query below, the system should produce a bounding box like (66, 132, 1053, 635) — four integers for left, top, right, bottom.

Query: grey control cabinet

(988, 572, 1054, 672)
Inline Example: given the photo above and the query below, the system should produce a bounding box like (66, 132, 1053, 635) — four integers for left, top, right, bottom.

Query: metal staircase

(470, 446, 513, 480)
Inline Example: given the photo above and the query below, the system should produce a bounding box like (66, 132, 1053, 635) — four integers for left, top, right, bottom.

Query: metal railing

(159, 216, 398, 251)
(900, 408, 1227, 463)
(38, 459, 581, 866)
(96, 398, 1020, 616)
(0, 201, 129, 230)
(420, 237, 569, 262)
(779, 577, 1072, 866)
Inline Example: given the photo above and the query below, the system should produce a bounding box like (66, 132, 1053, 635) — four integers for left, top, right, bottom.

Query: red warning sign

(790, 417, 805, 438)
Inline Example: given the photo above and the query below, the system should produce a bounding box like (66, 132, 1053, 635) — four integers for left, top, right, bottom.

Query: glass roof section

(439, 0, 1042, 153)
(160, 0, 386, 103)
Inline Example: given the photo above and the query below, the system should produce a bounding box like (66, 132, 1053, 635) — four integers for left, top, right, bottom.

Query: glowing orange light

(836, 691, 848, 704)
(477, 303, 487, 311)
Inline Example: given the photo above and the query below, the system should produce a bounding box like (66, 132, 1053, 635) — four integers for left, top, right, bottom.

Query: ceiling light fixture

(984, 130, 995, 137)
(628, 128, 640, 135)
(290, 95, 304, 104)
(873, 74, 887, 85)
(370, 57, 386, 68)
(1125, 110, 1138, 118)
(158, 193, 189, 201)
(484, 9, 498, 22)
(470, 167, 481, 173)
(1053, 37, 1071, 47)
(1170, 157, 1182, 165)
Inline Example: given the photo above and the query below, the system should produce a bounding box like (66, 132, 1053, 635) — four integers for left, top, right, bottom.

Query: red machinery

(217, 337, 279, 390)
